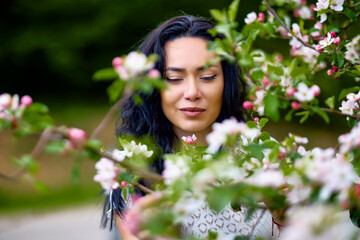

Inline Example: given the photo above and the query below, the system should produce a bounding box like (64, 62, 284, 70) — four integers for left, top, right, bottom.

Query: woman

(102, 15, 277, 239)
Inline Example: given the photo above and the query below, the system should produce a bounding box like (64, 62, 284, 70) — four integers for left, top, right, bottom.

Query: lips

(179, 107, 206, 117)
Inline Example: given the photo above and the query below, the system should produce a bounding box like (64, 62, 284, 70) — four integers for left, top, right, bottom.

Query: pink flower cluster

(339, 91, 360, 116)
(63, 127, 87, 152)
(244, 12, 265, 25)
(338, 121, 360, 154)
(315, 32, 341, 52)
(181, 134, 197, 145)
(112, 51, 159, 80)
(94, 157, 119, 193)
(0, 93, 33, 128)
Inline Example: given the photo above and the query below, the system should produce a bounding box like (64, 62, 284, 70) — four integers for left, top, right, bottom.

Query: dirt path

(0, 204, 121, 240)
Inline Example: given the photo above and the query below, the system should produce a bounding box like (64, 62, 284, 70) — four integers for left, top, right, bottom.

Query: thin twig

(90, 86, 133, 139)
(132, 182, 154, 194)
(351, 2, 360, 7)
(321, 108, 360, 120)
(263, 0, 316, 51)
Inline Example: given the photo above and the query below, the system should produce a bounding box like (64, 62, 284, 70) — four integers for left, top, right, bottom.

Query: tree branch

(321, 107, 360, 120)
(90, 86, 132, 139)
(263, 0, 317, 52)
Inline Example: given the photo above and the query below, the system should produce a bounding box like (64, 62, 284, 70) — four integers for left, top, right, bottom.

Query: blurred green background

(0, 0, 358, 214)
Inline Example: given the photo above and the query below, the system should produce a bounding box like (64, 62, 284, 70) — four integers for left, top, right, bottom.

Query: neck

(173, 127, 211, 147)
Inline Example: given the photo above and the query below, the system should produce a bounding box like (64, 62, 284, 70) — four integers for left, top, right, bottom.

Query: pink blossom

(262, 77, 270, 86)
(112, 57, 122, 68)
(333, 36, 340, 45)
(0, 112, 7, 119)
(257, 12, 265, 22)
(310, 85, 321, 96)
(93, 157, 119, 193)
(121, 181, 128, 187)
(293, 9, 300, 18)
(181, 134, 197, 144)
(330, 31, 336, 38)
(315, 44, 323, 52)
(243, 101, 254, 109)
(20, 95, 33, 107)
(115, 66, 130, 80)
(67, 128, 87, 146)
(147, 69, 161, 78)
(275, 54, 283, 62)
(0, 93, 11, 110)
(291, 101, 300, 110)
(286, 86, 296, 97)
(327, 69, 334, 76)
(254, 117, 259, 122)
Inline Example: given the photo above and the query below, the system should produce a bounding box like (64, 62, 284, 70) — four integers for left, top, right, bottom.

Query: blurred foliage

(0, 0, 261, 99)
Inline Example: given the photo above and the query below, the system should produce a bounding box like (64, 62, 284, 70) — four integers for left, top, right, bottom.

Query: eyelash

(165, 74, 217, 82)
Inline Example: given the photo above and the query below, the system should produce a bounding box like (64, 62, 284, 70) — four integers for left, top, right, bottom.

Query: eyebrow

(165, 65, 218, 72)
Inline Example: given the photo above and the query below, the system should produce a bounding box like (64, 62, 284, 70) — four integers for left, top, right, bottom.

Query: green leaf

(259, 118, 269, 128)
(246, 121, 257, 128)
(350, 208, 360, 228)
(338, 87, 360, 100)
(259, 132, 270, 141)
(250, 69, 265, 82)
(107, 79, 126, 103)
(247, 144, 265, 161)
(33, 180, 50, 193)
(285, 109, 294, 122)
(312, 106, 329, 124)
(207, 186, 236, 212)
(325, 96, 335, 109)
(45, 140, 66, 154)
(228, 0, 240, 22)
(92, 68, 117, 81)
(299, 111, 310, 123)
(332, 53, 338, 67)
(343, 9, 357, 22)
(264, 93, 280, 122)
(210, 9, 225, 23)
(267, 64, 284, 76)
(337, 53, 345, 68)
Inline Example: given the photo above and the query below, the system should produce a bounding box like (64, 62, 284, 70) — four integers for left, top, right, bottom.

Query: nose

(184, 78, 200, 101)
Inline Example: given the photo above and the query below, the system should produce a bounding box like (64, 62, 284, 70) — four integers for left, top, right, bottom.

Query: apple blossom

(163, 156, 190, 185)
(120, 181, 128, 187)
(11, 94, 19, 110)
(181, 134, 197, 144)
(0, 93, 11, 110)
(291, 101, 300, 110)
(332, 65, 338, 72)
(329, 0, 344, 11)
(257, 12, 265, 22)
(330, 31, 336, 38)
(333, 36, 340, 45)
(315, 44, 323, 52)
(244, 12, 257, 25)
(327, 69, 334, 76)
(298, 6, 312, 19)
(242, 101, 254, 109)
(310, 85, 320, 96)
(93, 157, 119, 193)
(319, 32, 334, 48)
(67, 127, 87, 141)
(147, 68, 161, 78)
(112, 57, 122, 68)
(294, 83, 316, 102)
(20, 95, 32, 107)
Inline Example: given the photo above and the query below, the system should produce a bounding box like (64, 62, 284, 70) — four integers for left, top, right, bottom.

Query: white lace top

(181, 202, 279, 240)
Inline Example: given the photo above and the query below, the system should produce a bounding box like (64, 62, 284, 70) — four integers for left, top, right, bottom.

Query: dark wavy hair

(101, 15, 247, 230)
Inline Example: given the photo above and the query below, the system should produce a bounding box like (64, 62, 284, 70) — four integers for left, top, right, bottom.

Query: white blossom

(329, 0, 344, 11)
(244, 12, 257, 25)
(163, 156, 190, 185)
(299, 6, 312, 19)
(93, 158, 119, 193)
(294, 83, 315, 102)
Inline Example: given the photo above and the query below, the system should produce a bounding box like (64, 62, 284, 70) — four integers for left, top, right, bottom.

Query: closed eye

(165, 77, 183, 82)
(201, 74, 217, 80)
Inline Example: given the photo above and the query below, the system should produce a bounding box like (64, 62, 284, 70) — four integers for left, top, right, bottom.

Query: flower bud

(112, 57, 122, 68)
(262, 77, 270, 86)
(286, 86, 296, 97)
(121, 181, 128, 187)
(333, 36, 340, 45)
(147, 69, 161, 78)
(311, 85, 320, 96)
(20, 95, 33, 107)
(257, 12, 265, 22)
(332, 65, 338, 72)
(243, 101, 254, 109)
(291, 101, 300, 110)
(68, 127, 87, 141)
(330, 31, 336, 38)
(327, 69, 334, 76)
(254, 117, 259, 122)
(315, 44, 323, 52)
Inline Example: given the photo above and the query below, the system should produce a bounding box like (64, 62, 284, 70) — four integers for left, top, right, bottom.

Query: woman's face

(160, 37, 224, 142)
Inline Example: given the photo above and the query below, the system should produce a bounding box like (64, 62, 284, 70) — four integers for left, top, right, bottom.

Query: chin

(179, 122, 213, 133)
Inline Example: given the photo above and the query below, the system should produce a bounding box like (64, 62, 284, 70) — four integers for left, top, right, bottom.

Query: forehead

(164, 37, 218, 68)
